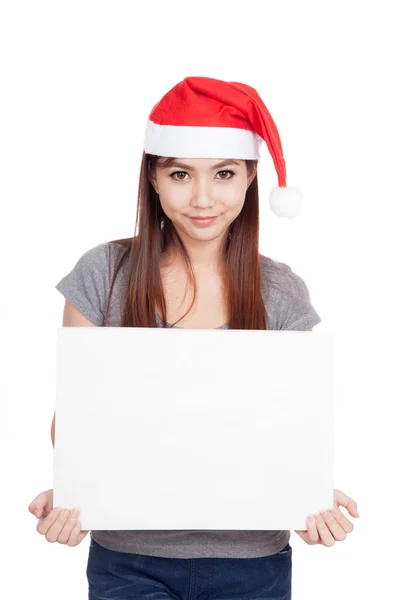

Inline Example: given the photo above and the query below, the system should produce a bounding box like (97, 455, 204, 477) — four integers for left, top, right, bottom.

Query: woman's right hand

(28, 488, 89, 546)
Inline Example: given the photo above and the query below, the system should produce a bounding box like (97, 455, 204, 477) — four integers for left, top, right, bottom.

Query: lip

(190, 216, 218, 226)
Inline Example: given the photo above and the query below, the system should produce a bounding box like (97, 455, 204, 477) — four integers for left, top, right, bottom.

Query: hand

(28, 488, 89, 547)
(294, 488, 359, 547)
(28, 488, 54, 521)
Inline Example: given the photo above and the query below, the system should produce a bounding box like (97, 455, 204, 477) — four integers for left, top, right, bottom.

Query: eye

(169, 170, 235, 181)
(217, 170, 235, 180)
(170, 171, 188, 180)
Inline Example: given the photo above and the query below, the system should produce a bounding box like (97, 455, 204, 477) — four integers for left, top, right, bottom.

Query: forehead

(157, 158, 244, 171)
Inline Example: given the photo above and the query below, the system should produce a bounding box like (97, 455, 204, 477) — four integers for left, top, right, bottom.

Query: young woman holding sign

(29, 76, 359, 599)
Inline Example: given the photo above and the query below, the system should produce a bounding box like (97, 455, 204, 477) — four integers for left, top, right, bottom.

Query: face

(149, 157, 256, 243)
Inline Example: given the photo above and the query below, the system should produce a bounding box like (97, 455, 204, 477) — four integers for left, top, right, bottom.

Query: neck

(162, 232, 228, 274)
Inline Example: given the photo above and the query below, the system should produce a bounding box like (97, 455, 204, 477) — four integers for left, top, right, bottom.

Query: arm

(51, 300, 97, 448)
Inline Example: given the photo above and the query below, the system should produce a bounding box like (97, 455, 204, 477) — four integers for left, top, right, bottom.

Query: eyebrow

(162, 159, 241, 171)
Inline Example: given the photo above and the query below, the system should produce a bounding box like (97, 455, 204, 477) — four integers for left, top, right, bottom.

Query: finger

(30, 490, 54, 521)
(37, 507, 63, 535)
(29, 500, 46, 519)
(334, 489, 359, 518)
(330, 505, 354, 534)
(45, 509, 72, 543)
(67, 519, 88, 547)
(28, 503, 38, 517)
(314, 513, 335, 546)
(57, 509, 80, 544)
(306, 515, 319, 544)
(36, 508, 51, 522)
(321, 510, 346, 541)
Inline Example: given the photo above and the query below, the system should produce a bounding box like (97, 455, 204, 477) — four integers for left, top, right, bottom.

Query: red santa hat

(143, 76, 303, 218)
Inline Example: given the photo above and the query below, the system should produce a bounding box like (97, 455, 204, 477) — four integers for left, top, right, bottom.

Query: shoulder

(79, 239, 127, 263)
(259, 254, 321, 330)
(259, 254, 311, 300)
(76, 240, 130, 278)
(75, 241, 110, 268)
(54, 240, 129, 326)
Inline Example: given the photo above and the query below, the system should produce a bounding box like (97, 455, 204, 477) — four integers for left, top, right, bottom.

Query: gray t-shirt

(55, 241, 321, 558)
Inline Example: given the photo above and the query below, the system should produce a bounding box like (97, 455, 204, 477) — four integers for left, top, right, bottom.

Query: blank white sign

(53, 328, 335, 531)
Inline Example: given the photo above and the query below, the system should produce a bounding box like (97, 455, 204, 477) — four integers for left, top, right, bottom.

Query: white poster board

(53, 328, 335, 531)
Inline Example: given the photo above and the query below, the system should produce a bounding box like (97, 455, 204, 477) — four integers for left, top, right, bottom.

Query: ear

(148, 171, 158, 194)
(247, 166, 257, 188)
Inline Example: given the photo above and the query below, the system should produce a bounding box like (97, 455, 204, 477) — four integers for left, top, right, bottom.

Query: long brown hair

(104, 151, 268, 329)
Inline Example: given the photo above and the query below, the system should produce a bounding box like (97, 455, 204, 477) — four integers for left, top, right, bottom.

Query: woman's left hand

(294, 489, 360, 546)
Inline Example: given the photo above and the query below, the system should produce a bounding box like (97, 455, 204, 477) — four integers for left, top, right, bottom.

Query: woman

(29, 76, 359, 599)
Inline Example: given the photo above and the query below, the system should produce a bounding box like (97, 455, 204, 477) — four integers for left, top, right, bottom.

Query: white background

(2, 0, 399, 598)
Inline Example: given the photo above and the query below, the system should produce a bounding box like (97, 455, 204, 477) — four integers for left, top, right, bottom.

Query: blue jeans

(86, 536, 292, 599)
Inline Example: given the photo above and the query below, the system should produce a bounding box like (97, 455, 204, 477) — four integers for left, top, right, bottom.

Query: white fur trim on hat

(144, 120, 262, 159)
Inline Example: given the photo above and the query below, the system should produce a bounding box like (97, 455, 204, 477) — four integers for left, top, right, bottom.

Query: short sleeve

(272, 266, 322, 331)
(55, 243, 109, 326)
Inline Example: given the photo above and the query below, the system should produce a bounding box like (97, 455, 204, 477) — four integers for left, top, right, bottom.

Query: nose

(191, 178, 215, 208)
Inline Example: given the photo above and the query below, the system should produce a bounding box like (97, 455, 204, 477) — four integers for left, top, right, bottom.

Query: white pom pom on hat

(144, 76, 303, 218)
(270, 185, 303, 218)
